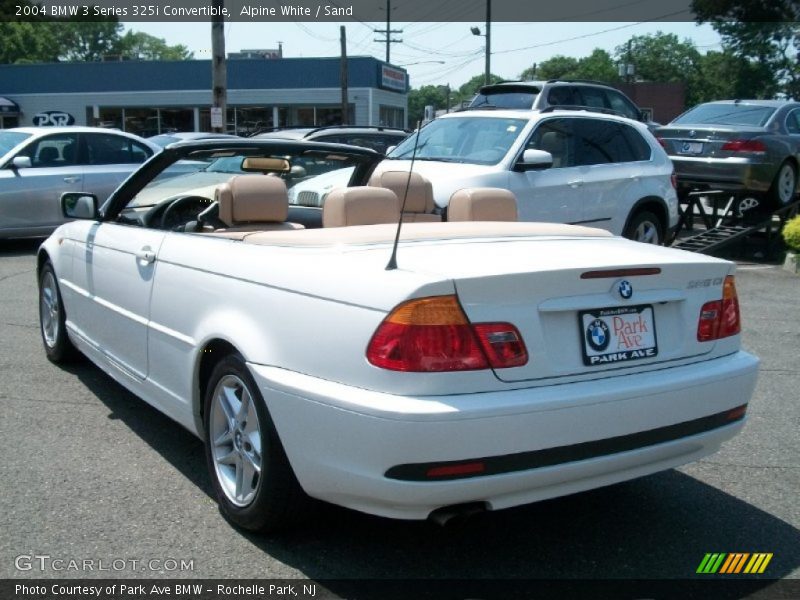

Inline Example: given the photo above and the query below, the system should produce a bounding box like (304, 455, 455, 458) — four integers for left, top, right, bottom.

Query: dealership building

(0, 55, 409, 135)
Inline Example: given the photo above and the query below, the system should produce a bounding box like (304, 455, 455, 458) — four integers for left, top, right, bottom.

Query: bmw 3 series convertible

(37, 138, 759, 531)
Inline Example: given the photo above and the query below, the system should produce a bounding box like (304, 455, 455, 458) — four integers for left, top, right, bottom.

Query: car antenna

(385, 120, 423, 271)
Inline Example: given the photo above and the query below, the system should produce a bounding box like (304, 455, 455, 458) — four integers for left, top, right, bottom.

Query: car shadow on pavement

(0, 238, 42, 257)
(66, 360, 798, 597)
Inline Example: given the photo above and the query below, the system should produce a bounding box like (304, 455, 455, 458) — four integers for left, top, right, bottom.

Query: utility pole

(211, 0, 226, 133)
(340, 26, 349, 125)
(373, 0, 402, 63)
(484, 0, 491, 86)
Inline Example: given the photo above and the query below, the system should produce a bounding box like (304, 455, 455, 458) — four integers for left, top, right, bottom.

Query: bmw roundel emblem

(618, 280, 633, 300)
(586, 319, 610, 352)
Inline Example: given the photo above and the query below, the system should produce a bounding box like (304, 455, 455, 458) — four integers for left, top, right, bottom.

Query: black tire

(623, 210, 664, 245)
(38, 261, 80, 363)
(767, 161, 797, 209)
(203, 353, 308, 532)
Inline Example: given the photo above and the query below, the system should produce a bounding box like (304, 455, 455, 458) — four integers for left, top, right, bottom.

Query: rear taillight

(697, 276, 741, 342)
(721, 139, 767, 153)
(670, 170, 678, 189)
(366, 295, 528, 372)
(656, 137, 668, 149)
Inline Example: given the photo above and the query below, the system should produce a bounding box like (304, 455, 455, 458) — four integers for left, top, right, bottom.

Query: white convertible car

(38, 139, 759, 531)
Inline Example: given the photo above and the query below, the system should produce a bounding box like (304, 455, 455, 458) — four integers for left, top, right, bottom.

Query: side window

(606, 90, 640, 120)
(576, 87, 610, 111)
(21, 133, 79, 168)
(85, 133, 152, 165)
(573, 120, 631, 166)
(526, 118, 574, 168)
(787, 109, 800, 134)
(620, 124, 652, 161)
(547, 86, 577, 107)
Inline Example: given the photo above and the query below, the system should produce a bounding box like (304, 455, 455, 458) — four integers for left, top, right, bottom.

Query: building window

(379, 105, 405, 129)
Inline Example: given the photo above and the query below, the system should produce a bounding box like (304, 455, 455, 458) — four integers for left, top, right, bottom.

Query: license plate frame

(680, 141, 703, 154)
(579, 305, 658, 367)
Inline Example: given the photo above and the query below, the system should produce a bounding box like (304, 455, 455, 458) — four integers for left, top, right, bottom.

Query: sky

(122, 21, 722, 89)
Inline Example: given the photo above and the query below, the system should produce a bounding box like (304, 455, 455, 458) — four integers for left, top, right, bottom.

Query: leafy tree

(694, 50, 780, 102)
(0, 21, 60, 63)
(455, 73, 503, 102)
(54, 21, 123, 62)
(532, 55, 579, 80)
(117, 31, 194, 61)
(693, 0, 798, 98)
(407, 85, 448, 124)
(614, 33, 701, 84)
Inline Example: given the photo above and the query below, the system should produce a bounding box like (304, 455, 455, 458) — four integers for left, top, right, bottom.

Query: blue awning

(0, 97, 19, 115)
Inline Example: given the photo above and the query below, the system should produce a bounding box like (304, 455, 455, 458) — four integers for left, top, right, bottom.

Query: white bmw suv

(375, 109, 678, 244)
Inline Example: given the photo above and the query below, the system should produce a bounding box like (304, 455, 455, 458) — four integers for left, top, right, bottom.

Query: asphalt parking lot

(0, 238, 797, 596)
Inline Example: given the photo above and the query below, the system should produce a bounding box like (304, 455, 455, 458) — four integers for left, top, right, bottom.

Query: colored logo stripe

(697, 553, 773, 574)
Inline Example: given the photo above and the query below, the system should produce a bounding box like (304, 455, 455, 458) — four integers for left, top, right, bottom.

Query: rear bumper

(670, 155, 774, 195)
(251, 351, 759, 520)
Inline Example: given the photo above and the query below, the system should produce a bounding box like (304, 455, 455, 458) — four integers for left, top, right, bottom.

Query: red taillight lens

(697, 276, 741, 342)
(472, 323, 528, 368)
(670, 171, 678, 189)
(721, 139, 767, 153)
(366, 295, 528, 372)
(656, 137, 668, 149)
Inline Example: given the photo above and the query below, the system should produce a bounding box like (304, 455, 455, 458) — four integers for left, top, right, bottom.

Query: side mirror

(61, 192, 99, 220)
(385, 145, 397, 155)
(12, 156, 32, 169)
(516, 149, 554, 171)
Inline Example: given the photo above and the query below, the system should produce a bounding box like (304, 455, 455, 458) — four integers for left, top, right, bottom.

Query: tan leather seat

(322, 187, 400, 228)
(215, 175, 303, 234)
(538, 131, 567, 168)
(368, 171, 441, 222)
(447, 188, 518, 222)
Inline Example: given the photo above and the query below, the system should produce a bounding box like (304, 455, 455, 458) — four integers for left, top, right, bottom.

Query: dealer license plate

(580, 305, 658, 367)
(680, 141, 703, 154)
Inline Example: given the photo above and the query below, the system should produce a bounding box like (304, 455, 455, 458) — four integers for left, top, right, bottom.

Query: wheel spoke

(213, 429, 233, 448)
(219, 385, 240, 429)
(234, 453, 245, 501)
(236, 386, 251, 426)
(216, 448, 238, 466)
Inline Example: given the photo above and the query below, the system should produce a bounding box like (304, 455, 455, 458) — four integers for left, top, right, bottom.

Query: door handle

(567, 179, 584, 188)
(135, 248, 156, 265)
(63, 176, 81, 184)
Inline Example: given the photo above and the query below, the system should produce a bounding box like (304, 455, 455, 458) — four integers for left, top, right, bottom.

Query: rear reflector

(697, 276, 741, 342)
(426, 462, 486, 478)
(366, 295, 528, 372)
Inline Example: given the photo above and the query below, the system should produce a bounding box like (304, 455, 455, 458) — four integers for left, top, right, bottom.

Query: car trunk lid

(657, 125, 767, 159)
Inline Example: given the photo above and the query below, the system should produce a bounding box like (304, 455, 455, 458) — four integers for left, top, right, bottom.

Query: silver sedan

(657, 100, 800, 209)
(0, 127, 159, 239)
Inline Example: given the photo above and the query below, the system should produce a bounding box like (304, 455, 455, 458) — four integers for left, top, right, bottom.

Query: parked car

(468, 79, 657, 129)
(253, 125, 409, 154)
(148, 131, 240, 147)
(38, 138, 758, 531)
(372, 109, 679, 244)
(657, 100, 800, 209)
(0, 127, 159, 239)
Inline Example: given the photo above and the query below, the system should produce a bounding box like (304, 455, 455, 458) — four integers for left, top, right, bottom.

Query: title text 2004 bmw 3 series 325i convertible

(37, 139, 759, 531)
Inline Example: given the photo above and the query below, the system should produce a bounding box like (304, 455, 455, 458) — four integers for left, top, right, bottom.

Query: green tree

(692, 0, 798, 98)
(615, 33, 701, 84)
(407, 85, 448, 125)
(54, 21, 123, 62)
(694, 50, 780, 103)
(455, 73, 503, 103)
(117, 31, 194, 61)
(0, 21, 60, 63)
(532, 55, 579, 80)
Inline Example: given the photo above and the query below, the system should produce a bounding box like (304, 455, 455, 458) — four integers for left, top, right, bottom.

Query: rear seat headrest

(447, 188, 518, 222)
(323, 187, 400, 228)
(368, 170, 435, 214)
